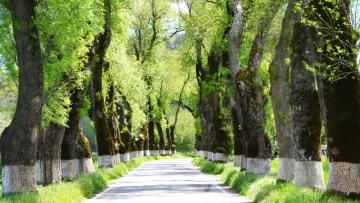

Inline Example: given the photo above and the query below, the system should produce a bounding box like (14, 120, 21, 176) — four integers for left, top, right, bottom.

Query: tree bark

(268, 0, 296, 182)
(237, 1, 283, 174)
(91, 0, 116, 167)
(36, 123, 65, 185)
(0, 0, 44, 195)
(62, 89, 95, 180)
(311, 0, 360, 197)
(227, 0, 246, 168)
(290, 13, 324, 189)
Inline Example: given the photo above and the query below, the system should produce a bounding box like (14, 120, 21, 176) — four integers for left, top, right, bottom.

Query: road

(83, 158, 252, 203)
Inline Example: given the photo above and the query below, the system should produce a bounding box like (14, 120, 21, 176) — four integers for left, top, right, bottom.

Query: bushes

(193, 157, 357, 203)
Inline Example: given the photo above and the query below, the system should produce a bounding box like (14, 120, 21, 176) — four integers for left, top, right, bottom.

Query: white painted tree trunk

(295, 161, 325, 189)
(2, 165, 37, 195)
(61, 159, 81, 180)
(328, 162, 360, 195)
(144, 150, 150, 156)
(246, 158, 271, 174)
(82, 158, 95, 173)
(150, 150, 159, 156)
(234, 155, 245, 167)
(213, 153, 229, 162)
(98, 155, 116, 168)
(278, 158, 295, 182)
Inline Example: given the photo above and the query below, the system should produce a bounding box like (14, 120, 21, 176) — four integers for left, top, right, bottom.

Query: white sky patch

(171, 1, 189, 14)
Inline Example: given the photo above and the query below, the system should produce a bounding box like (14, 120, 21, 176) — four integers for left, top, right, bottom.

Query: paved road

(83, 158, 252, 203)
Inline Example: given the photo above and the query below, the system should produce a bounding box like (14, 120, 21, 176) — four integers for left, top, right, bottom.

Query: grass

(193, 157, 358, 203)
(0, 155, 183, 203)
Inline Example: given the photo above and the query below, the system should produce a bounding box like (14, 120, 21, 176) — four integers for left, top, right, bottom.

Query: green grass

(0, 155, 183, 203)
(193, 157, 357, 203)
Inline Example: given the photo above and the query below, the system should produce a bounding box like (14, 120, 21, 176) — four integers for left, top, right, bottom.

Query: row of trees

(187, 0, 359, 198)
(0, 0, 194, 196)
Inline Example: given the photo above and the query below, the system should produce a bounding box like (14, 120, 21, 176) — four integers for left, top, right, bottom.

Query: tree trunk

(0, 0, 44, 195)
(156, 121, 166, 151)
(237, 2, 282, 173)
(207, 43, 232, 162)
(227, 0, 246, 168)
(62, 89, 95, 180)
(268, 0, 296, 182)
(290, 14, 324, 189)
(36, 123, 65, 185)
(91, 0, 116, 167)
(312, 0, 360, 197)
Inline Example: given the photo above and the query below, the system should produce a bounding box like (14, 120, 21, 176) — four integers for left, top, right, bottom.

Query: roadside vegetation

(193, 157, 357, 203)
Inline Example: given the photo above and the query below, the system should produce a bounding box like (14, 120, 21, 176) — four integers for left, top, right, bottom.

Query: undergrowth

(193, 157, 357, 203)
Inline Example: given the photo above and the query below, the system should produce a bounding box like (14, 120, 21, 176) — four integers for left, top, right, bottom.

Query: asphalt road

(83, 158, 252, 203)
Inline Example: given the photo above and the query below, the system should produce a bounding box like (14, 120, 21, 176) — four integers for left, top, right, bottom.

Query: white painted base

(166, 150, 172, 155)
(278, 158, 295, 182)
(160, 150, 166, 155)
(61, 159, 81, 180)
(150, 150, 159, 156)
(98, 155, 116, 168)
(120, 154, 126, 162)
(295, 160, 325, 189)
(328, 162, 360, 195)
(207, 152, 214, 161)
(130, 151, 138, 159)
(125, 153, 130, 162)
(138, 150, 144, 157)
(172, 150, 176, 155)
(2, 165, 37, 195)
(144, 150, 150, 156)
(241, 157, 247, 169)
(82, 158, 95, 173)
(199, 151, 206, 157)
(213, 153, 229, 162)
(246, 158, 271, 174)
(234, 155, 245, 167)
(115, 154, 120, 164)
(35, 160, 45, 184)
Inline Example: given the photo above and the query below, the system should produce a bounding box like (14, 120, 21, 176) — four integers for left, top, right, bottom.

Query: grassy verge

(0, 155, 182, 203)
(193, 157, 357, 203)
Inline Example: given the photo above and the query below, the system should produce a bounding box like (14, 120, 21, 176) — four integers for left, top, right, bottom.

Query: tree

(0, 0, 44, 195)
(227, 0, 246, 168)
(90, 0, 117, 167)
(309, 0, 360, 197)
(289, 4, 324, 188)
(269, 0, 296, 182)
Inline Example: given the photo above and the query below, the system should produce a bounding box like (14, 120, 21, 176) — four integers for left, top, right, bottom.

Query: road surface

(83, 158, 252, 203)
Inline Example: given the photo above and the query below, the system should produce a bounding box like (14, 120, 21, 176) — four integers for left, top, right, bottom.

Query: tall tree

(310, 0, 360, 197)
(227, 0, 245, 168)
(0, 0, 44, 195)
(269, 0, 296, 182)
(237, 0, 283, 174)
(289, 6, 324, 189)
(91, 0, 116, 167)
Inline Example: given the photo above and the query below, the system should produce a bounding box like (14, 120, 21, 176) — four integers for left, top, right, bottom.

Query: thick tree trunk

(36, 123, 65, 185)
(237, 6, 282, 173)
(62, 89, 95, 180)
(227, 0, 246, 167)
(0, 0, 44, 195)
(91, 0, 116, 167)
(290, 15, 324, 189)
(207, 44, 231, 162)
(312, 0, 360, 197)
(268, 0, 296, 182)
